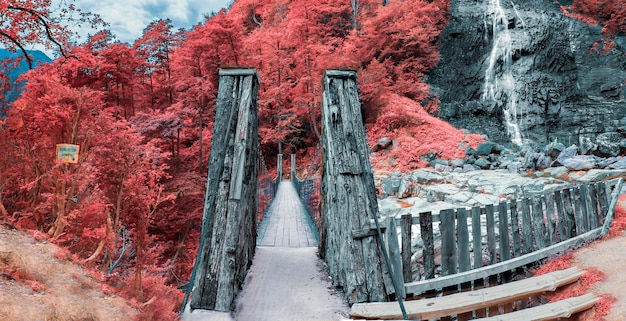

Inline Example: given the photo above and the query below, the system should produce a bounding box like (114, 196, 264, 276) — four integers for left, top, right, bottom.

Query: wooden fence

(379, 178, 623, 297)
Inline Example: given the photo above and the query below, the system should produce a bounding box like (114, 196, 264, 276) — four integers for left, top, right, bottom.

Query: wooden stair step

(476, 293, 599, 321)
(350, 267, 585, 320)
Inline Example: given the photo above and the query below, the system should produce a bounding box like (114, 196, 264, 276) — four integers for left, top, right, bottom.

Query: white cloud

(75, 0, 233, 44)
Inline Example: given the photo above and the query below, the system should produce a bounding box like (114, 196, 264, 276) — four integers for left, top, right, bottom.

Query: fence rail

(375, 178, 622, 297)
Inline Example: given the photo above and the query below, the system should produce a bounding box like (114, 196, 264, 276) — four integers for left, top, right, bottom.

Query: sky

(74, 0, 234, 44)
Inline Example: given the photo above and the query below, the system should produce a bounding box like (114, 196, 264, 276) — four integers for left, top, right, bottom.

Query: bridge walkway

(182, 181, 348, 321)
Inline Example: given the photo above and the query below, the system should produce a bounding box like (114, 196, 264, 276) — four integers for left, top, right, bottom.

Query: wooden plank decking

(257, 181, 318, 247)
(183, 181, 348, 321)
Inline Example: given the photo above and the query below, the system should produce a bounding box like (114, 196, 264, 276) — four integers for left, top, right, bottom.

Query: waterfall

(482, 0, 524, 145)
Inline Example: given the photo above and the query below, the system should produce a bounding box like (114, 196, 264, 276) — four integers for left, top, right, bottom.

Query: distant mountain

(0, 48, 52, 105)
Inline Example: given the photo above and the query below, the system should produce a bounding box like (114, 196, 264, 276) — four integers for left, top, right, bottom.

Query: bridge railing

(257, 150, 276, 221)
(375, 178, 622, 299)
(291, 146, 322, 225)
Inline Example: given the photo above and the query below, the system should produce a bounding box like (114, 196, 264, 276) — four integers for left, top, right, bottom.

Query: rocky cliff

(429, 0, 625, 155)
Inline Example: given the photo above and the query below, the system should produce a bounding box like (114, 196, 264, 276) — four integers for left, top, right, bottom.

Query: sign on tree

(56, 144, 80, 163)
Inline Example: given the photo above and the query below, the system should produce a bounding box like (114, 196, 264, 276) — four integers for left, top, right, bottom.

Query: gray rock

(506, 161, 523, 173)
(535, 153, 551, 170)
(577, 169, 626, 183)
(543, 142, 566, 158)
(431, 158, 450, 167)
(470, 193, 503, 206)
(445, 191, 474, 204)
(380, 176, 402, 195)
(397, 178, 416, 199)
(411, 169, 446, 183)
(608, 157, 626, 169)
(556, 145, 579, 164)
(451, 158, 466, 167)
(579, 136, 598, 155)
(476, 142, 497, 156)
(474, 157, 491, 169)
(560, 155, 597, 170)
(596, 157, 620, 169)
(434, 163, 453, 172)
(543, 166, 569, 178)
(425, 184, 460, 202)
(524, 149, 550, 170)
(372, 137, 393, 152)
(595, 132, 623, 157)
(378, 137, 392, 149)
(463, 164, 479, 172)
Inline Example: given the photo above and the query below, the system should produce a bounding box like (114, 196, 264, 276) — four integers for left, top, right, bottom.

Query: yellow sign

(56, 144, 80, 163)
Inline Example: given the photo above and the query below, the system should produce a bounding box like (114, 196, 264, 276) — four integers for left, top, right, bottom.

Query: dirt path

(573, 198, 626, 320)
(0, 228, 137, 320)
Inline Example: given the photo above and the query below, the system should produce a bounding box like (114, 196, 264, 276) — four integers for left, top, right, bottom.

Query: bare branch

(0, 30, 33, 69)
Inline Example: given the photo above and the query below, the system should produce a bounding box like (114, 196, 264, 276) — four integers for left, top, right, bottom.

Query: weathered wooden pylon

(187, 68, 260, 311)
(319, 70, 392, 303)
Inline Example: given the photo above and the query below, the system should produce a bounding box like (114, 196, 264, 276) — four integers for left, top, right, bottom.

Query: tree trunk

(0, 199, 8, 222)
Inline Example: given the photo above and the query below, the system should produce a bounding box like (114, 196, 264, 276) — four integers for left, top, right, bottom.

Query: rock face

(429, 0, 625, 147)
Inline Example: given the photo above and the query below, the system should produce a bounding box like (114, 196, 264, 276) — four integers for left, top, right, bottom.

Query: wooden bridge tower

(319, 70, 393, 303)
(186, 68, 260, 312)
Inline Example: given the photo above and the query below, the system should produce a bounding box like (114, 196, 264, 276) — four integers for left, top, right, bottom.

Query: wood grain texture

(319, 70, 390, 303)
(189, 69, 259, 311)
(475, 293, 599, 321)
(352, 267, 585, 320)
(404, 227, 604, 296)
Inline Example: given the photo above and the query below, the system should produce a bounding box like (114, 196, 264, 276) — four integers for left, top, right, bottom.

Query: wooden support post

(509, 200, 522, 257)
(188, 69, 260, 312)
(440, 209, 457, 276)
(319, 70, 391, 303)
(532, 195, 547, 249)
(457, 208, 471, 273)
(562, 189, 576, 237)
(572, 187, 586, 234)
(497, 202, 511, 262)
(485, 205, 497, 265)
(290, 153, 296, 180)
(400, 214, 412, 283)
(554, 190, 568, 241)
(520, 198, 534, 253)
(586, 184, 599, 230)
(276, 154, 283, 182)
(387, 219, 405, 299)
(544, 192, 557, 245)
(597, 181, 609, 223)
(601, 178, 624, 235)
(420, 211, 436, 280)
(471, 206, 483, 269)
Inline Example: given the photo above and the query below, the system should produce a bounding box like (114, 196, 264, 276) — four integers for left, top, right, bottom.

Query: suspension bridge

(178, 68, 620, 320)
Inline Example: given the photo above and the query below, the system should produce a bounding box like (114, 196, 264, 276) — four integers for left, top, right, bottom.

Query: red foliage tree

(560, 0, 626, 51)
(0, 0, 105, 68)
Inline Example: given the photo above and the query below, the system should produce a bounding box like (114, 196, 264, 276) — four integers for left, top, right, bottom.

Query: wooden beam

(476, 293, 599, 321)
(351, 267, 585, 320)
(601, 178, 623, 235)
